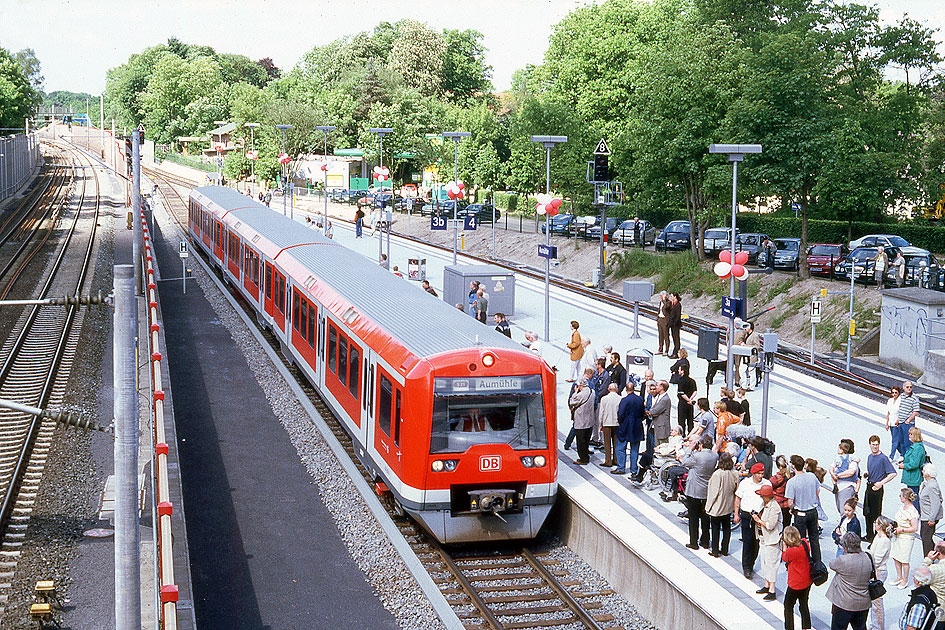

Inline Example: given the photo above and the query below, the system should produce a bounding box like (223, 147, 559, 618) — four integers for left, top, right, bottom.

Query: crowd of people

(561, 318, 943, 629)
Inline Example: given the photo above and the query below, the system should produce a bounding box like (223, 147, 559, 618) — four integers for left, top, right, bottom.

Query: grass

(608, 249, 727, 298)
(763, 278, 794, 303)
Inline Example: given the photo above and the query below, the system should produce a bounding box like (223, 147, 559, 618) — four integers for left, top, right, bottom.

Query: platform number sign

(430, 215, 447, 231)
(479, 455, 501, 472)
(463, 216, 478, 231)
(810, 299, 822, 323)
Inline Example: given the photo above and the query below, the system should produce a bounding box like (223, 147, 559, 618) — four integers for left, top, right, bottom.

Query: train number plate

(479, 455, 501, 472)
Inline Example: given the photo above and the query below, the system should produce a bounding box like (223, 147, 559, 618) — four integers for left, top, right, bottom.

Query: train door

(264, 265, 286, 333)
(201, 211, 212, 249)
(226, 231, 240, 278)
(374, 366, 405, 481)
(212, 220, 224, 262)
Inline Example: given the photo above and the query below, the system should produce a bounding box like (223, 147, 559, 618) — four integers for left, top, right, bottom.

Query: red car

(807, 243, 848, 276)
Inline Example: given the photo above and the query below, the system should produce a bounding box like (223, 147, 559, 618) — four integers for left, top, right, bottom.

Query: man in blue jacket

(613, 383, 645, 475)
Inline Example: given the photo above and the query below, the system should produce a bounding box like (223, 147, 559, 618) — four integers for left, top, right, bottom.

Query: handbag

(803, 539, 828, 586)
(867, 554, 886, 600)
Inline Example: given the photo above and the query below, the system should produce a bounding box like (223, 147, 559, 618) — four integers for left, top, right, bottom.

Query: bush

(494, 191, 518, 212)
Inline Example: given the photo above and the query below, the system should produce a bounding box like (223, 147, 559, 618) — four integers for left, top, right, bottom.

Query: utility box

(625, 348, 653, 373)
(622, 281, 654, 303)
(697, 328, 720, 361)
(443, 265, 515, 317)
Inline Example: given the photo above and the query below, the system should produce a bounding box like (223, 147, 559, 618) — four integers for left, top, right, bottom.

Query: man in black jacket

(493, 313, 511, 337)
(668, 292, 683, 358)
(607, 352, 627, 392)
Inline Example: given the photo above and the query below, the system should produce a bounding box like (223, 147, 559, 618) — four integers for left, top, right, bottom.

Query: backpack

(802, 539, 828, 586)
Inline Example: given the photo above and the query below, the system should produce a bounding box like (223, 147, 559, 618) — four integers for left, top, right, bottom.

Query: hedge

(493, 191, 518, 212)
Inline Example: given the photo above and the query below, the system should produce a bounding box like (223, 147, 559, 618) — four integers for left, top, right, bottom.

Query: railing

(0, 132, 40, 202)
(156, 150, 217, 173)
(141, 208, 179, 630)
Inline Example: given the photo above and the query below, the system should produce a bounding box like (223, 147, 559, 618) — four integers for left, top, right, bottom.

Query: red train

(187, 186, 557, 543)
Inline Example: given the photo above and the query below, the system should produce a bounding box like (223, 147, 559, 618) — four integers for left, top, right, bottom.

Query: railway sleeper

(493, 604, 573, 616)
(500, 616, 578, 629)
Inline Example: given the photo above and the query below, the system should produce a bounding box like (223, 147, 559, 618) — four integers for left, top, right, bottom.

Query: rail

(141, 205, 179, 630)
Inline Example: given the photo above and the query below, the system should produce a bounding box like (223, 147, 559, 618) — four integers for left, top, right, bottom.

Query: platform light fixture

(370, 128, 394, 266)
(530, 135, 568, 343)
(275, 124, 294, 216)
(708, 143, 762, 390)
(316, 125, 336, 237)
(244, 122, 260, 192)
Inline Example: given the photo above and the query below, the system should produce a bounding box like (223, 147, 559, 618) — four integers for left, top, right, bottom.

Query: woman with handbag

(830, 439, 861, 514)
(781, 526, 812, 630)
(866, 516, 893, 630)
(891, 487, 920, 588)
(752, 485, 783, 600)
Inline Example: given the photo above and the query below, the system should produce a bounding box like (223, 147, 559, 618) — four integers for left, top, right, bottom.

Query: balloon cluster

(446, 180, 465, 200)
(319, 159, 329, 172)
(714, 250, 750, 280)
(245, 149, 258, 160)
(534, 193, 563, 216)
(372, 166, 390, 181)
(278, 152, 291, 165)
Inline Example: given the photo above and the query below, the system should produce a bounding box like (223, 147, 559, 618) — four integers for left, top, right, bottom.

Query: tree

(15, 48, 43, 100)
(439, 29, 493, 103)
(388, 20, 446, 94)
(877, 16, 942, 94)
(256, 58, 281, 82)
(218, 53, 271, 88)
(0, 47, 36, 132)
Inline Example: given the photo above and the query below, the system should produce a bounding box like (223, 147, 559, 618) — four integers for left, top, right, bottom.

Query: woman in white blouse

(867, 516, 893, 630)
(886, 385, 902, 461)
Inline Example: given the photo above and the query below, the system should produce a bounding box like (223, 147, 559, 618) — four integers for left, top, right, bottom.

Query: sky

(1, 0, 943, 96)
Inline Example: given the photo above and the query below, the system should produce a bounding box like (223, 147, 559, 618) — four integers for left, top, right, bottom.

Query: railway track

(149, 174, 625, 630)
(0, 142, 103, 614)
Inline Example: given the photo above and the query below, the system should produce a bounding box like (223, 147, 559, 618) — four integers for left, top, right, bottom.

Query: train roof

(194, 186, 525, 358)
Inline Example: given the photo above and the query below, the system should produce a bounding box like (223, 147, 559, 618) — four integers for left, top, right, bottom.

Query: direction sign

(721, 296, 744, 319)
(430, 215, 447, 231)
(594, 138, 611, 155)
(463, 216, 478, 231)
(810, 299, 822, 323)
(538, 244, 558, 259)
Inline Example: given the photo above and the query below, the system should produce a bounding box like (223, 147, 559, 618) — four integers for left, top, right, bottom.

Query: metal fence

(0, 133, 40, 203)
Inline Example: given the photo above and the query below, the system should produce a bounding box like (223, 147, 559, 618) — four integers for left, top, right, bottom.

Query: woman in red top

(781, 525, 813, 630)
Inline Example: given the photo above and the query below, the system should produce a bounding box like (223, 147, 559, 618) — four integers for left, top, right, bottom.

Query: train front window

(430, 375, 547, 453)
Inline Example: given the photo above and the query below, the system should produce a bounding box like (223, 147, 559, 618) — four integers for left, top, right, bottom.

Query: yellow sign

(849, 319, 856, 336)
(820, 288, 828, 297)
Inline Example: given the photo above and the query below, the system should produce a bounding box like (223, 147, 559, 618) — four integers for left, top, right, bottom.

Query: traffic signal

(593, 154, 609, 182)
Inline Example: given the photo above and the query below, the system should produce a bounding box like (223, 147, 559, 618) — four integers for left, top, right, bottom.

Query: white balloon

(714, 262, 732, 278)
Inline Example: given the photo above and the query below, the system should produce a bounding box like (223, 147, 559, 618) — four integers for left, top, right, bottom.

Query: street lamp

(530, 135, 568, 343)
(442, 131, 471, 265)
(708, 143, 762, 390)
(316, 125, 336, 237)
(275, 124, 294, 217)
(213, 120, 228, 180)
(370, 128, 393, 266)
(244, 122, 259, 194)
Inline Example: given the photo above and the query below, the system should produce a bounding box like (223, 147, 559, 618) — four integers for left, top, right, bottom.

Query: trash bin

(625, 348, 653, 375)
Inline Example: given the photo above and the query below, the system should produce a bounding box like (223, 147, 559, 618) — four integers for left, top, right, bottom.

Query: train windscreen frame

(430, 375, 547, 453)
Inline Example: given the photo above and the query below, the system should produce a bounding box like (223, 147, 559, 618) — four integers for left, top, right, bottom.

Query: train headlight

(534, 455, 546, 467)
(481, 352, 496, 368)
(444, 459, 458, 471)
(521, 456, 534, 467)
(432, 459, 458, 472)
(431, 460, 444, 472)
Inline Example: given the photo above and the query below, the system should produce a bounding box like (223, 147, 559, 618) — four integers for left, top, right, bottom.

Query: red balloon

(547, 207, 559, 216)
(731, 264, 747, 279)
(551, 198, 563, 209)
(719, 250, 732, 264)
(734, 251, 749, 266)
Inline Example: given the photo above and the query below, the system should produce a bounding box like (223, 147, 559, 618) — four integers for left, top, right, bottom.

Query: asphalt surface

(152, 218, 399, 629)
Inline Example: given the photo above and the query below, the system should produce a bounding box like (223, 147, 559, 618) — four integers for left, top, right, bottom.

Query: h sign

(479, 455, 501, 472)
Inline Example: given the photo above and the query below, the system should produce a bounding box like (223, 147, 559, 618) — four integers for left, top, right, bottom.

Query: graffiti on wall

(881, 304, 929, 357)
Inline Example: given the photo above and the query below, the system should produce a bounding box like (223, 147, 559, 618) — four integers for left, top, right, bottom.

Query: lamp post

(530, 135, 568, 343)
(275, 124, 294, 217)
(244, 122, 259, 194)
(316, 125, 336, 237)
(442, 131, 471, 266)
(708, 143, 762, 390)
(213, 120, 228, 181)
(369, 128, 393, 266)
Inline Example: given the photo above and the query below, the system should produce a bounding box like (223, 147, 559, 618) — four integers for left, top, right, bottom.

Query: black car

(655, 221, 692, 251)
(734, 233, 770, 264)
(421, 200, 466, 217)
(457, 203, 501, 224)
(396, 197, 425, 212)
(584, 217, 621, 241)
(834, 246, 903, 283)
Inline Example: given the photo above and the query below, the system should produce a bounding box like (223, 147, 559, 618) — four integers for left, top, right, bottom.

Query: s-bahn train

(187, 186, 557, 543)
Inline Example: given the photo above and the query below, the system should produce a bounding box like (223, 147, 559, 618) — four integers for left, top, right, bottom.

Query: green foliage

(608, 249, 726, 297)
(0, 47, 36, 132)
(494, 192, 518, 211)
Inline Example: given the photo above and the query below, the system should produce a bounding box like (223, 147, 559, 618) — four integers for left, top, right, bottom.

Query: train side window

(362, 358, 367, 404)
(292, 291, 300, 332)
(253, 254, 259, 285)
(348, 346, 359, 398)
(394, 389, 402, 446)
(307, 304, 316, 348)
(279, 276, 286, 313)
(338, 338, 348, 386)
(301, 300, 309, 342)
(265, 265, 272, 299)
(379, 375, 392, 436)
(369, 365, 375, 414)
(328, 325, 337, 373)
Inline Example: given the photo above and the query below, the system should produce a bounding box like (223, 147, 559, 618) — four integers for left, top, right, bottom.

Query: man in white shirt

(733, 463, 772, 579)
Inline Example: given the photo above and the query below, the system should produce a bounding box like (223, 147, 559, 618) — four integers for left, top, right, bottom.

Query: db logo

(479, 455, 501, 472)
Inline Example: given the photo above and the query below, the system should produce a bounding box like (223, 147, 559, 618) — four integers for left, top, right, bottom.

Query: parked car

(396, 197, 425, 212)
(758, 237, 802, 271)
(890, 251, 942, 288)
(329, 189, 346, 202)
(457, 203, 501, 224)
(655, 221, 692, 252)
(346, 189, 368, 203)
(702, 227, 737, 257)
(834, 246, 903, 283)
(807, 243, 848, 276)
(356, 193, 378, 209)
(848, 234, 911, 250)
(612, 219, 658, 246)
(540, 214, 576, 235)
(421, 200, 466, 216)
(734, 233, 770, 264)
(584, 217, 621, 241)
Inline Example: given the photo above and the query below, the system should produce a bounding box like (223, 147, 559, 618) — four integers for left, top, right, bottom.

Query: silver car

(612, 219, 657, 246)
